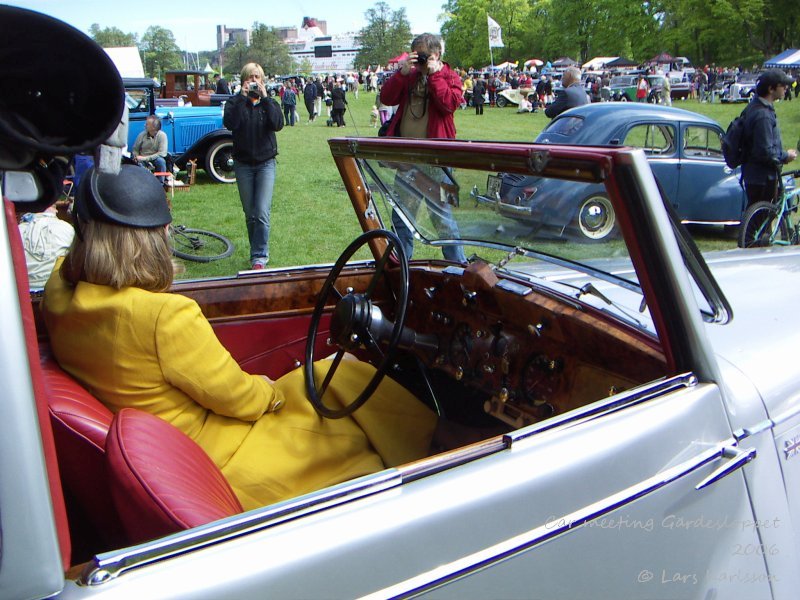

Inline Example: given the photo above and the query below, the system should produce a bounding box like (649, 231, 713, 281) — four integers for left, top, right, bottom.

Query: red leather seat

(106, 408, 243, 544)
(41, 354, 127, 552)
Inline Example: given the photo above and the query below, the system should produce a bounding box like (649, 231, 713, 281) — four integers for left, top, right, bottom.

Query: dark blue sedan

(483, 103, 745, 240)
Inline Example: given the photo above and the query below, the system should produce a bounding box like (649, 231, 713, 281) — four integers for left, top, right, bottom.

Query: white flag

(488, 15, 504, 48)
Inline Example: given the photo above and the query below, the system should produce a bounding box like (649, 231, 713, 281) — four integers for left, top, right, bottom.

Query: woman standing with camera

(223, 63, 284, 269)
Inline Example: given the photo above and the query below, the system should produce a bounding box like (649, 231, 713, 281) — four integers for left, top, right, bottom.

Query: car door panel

(65, 379, 768, 599)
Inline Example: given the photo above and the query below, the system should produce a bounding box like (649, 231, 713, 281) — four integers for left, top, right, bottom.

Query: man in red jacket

(379, 33, 466, 263)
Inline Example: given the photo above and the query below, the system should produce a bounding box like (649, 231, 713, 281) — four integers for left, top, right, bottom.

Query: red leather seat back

(41, 354, 127, 551)
(106, 408, 243, 544)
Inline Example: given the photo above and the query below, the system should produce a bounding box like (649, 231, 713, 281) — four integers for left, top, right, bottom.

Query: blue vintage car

(480, 103, 746, 240)
(124, 78, 235, 183)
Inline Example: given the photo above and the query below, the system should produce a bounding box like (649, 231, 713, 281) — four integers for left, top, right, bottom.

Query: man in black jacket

(741, 69, 797, 208)
(545, 67, 589, 119)
(303, 80, 317, 122)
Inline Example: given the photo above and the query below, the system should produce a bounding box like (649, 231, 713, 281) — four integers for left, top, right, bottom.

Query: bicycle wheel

(738, 202, 790, 248)
(171, 226, 234, 262)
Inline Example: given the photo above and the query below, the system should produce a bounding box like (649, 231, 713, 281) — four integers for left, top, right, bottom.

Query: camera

(247, 82, 261, 99)
(249, 83, 259, 92)
(416, 52, 429, 65)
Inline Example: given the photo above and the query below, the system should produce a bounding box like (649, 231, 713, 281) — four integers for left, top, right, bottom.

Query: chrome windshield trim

(733, 419, 775, 441)
(507, 373, 698, 445)
(80, 469, 402, 586)
(361, 441, 735, 599)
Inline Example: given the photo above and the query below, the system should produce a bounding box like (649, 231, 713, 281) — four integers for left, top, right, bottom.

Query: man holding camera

(379, 33, 466, 263)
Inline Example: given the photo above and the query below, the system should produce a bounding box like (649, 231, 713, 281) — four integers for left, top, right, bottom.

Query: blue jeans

(234, 159, 276, 262)
(391, 203, 467, 264)
(141, 156, 167, 182)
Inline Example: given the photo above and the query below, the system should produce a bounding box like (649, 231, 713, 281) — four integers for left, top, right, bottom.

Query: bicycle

(738, 170, 800, 248)
(170, 224, 234, 262)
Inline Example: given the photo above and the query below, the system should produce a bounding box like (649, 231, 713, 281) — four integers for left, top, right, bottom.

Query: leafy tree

(89, 24, 137, 47)
(247, 23, 294, 76)
(139, 26, 182, 77)
(221, 41, 249, 77)
(354, 2, 413, 70)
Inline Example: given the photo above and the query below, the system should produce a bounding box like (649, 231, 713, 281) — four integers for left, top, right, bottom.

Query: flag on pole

(487, 15, 504, 48)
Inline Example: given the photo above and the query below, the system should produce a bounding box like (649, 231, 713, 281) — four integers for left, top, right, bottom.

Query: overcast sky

(4, 1, 446, 51)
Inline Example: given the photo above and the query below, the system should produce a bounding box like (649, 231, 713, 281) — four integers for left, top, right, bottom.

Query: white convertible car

(3, 7, 800, 600)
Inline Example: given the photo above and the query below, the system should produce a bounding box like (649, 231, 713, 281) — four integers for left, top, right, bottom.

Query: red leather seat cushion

(106, 408, 243, 543)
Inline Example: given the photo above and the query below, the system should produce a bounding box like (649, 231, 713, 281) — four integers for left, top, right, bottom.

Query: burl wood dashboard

(401, 262, 667, 429)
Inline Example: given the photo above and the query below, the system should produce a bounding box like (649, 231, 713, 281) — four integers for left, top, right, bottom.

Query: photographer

(379, 33, 466, 263)
(223, 63, 284, 269)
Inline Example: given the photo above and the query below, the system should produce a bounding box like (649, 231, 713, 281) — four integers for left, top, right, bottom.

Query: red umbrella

(388, 52, 408, 64)
(524, 58, 544, 67)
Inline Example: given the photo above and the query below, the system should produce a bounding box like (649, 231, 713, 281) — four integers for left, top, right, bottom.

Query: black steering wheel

(305, 229, 409, 418)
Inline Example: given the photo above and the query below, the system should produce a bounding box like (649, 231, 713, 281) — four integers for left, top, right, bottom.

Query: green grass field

(171, 92, 800, 280)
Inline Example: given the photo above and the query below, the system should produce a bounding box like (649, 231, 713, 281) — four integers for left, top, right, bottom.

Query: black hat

(76, 165, 172, 228)
(757, 69, 794, 88)
(0, 6, 124, 168)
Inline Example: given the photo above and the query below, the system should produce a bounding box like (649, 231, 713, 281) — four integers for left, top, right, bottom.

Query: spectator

(472, 74, 487, 115)
(223, 62, 284, 269)
(379, 32, 466, 264)
(636, 74, 650, 102)
(17, 205, 74, 288)
(303, 79, 317, 123)
(214, 73, 230, 95)
(132, 115, 168, 182)
(331, 81, 347, 127)
(740, 69, 797, 211)
(545, 67, 589, 118)
(281, 81, 297, 126)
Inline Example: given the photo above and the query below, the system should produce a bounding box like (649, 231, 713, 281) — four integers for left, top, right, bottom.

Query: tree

(247, 23, 294, 76)
(89, 24, 137, 47)
(139, 26, 182, 77)
(355, 2, 413, 70)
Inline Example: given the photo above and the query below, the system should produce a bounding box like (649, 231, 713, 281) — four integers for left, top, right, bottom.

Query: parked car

(478, 103, 747, 241)
(4, 8, 800, 599)
(668, 72, 693, 99)
(125, 78, 235, 183)
(495, 86, 537, 108)
(721, 73, 759, 103)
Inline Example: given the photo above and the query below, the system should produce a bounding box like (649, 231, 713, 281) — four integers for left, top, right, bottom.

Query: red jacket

(379, 62, 463, 139)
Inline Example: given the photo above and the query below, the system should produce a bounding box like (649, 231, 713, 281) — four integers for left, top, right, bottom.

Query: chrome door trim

(361, 439, 745, 600)
(80, 469, 402, 586)
(507, 373, 698, 445)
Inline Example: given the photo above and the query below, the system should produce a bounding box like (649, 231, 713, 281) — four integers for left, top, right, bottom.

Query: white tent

(103, 47, 144, 78)
(583, 57, 618, 71)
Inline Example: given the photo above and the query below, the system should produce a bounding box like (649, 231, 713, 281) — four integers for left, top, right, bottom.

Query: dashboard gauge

(449, 323, 474, 370)
(521, 354, 560, 405)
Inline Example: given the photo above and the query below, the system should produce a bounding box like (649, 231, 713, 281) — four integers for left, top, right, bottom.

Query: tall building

(217, 25, 250, 50)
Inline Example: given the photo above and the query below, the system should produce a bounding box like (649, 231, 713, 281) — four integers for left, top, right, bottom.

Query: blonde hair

(240, 62, 265, 82)
(61, 220, 174, 292)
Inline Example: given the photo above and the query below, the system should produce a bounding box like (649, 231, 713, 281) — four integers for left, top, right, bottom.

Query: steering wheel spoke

(304, 230, 409, 419)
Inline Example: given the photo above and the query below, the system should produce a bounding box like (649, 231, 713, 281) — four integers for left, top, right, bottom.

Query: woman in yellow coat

(42, 165, 437, 511)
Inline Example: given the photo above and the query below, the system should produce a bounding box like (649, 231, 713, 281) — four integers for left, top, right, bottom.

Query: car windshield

(611, 76, 635, 86)
(358, 155, 655, 332)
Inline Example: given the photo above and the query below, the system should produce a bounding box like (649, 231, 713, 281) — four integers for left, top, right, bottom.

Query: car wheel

(619, 94, 629, 102)
(205, 139, 236, 184)
(575, 194, 616, 241)
(496, 96, 508, 108)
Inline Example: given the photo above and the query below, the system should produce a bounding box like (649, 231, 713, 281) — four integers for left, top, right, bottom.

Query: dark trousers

(332, 108, 346, 127)
(475, 99, 484, 115)
(283, 104, 295, 126)
(745, 179, 779, 208)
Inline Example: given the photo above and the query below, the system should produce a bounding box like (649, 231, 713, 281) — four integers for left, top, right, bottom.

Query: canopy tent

(482, 61, 518, 71)
(650, 52, 675, 63)
(606, 56, 639, 68)
(583, 57, 618, 70)
(552, 57, 577, 68)
(388, 52, 408, 64)
(764, 49, 800, 68)
(524, 58, 544, 67)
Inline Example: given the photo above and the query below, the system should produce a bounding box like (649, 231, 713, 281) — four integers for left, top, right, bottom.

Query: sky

(4, 1, 446, 51)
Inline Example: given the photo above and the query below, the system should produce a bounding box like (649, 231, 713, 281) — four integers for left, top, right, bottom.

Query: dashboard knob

(455, 367, 464, 381)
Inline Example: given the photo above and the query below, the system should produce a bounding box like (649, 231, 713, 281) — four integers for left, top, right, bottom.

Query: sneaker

(251, 258, 269, 270)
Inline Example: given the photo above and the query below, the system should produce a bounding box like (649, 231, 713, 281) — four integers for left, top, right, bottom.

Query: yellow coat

(42, 270, 436, 510)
